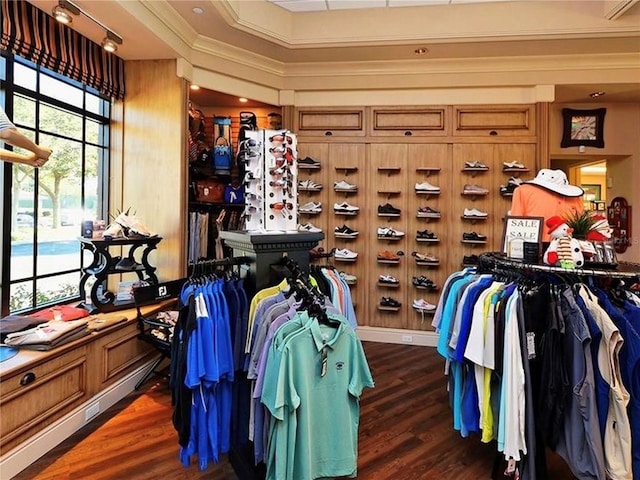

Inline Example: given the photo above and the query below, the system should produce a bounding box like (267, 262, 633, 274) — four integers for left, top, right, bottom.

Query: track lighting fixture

(52, 0, 80, 24)
(52, 0, 123, 53)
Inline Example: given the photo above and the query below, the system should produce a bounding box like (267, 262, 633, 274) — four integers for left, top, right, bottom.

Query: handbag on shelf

(194, 180, 225, 204)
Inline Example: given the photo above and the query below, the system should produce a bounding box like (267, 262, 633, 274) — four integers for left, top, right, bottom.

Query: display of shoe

(377, 227, 405, 238)
(299, 201, 322, 213)
(377, 250, 401, 261)
(380, 296, 401, 308)
(298, 179, 323, 190)
(462, 184, 489, 195)
(463, 208, 489, 217)
(339, 271, 358, 283)
(297, 222, 322, 233)
(413, 252, 439, 263)
(376, 203, 401, 216)
(103, 221, 124, 240)
(334, 180, 358, 191)
(335, 248, 358, 259)
(412, 276, 437, 290)
(417, 206, 441, 218)
(298, 157, 321, 167)
(464, 161, 488, 169)
(413, 299, 437, 312)
(417, 230, 438, 240)
(463, 254, 479, 265)
(507, 176, 523, 186)
(415, 181, 441, 193)
(111, 210, 155, 238)
(334, 202, 360, 212)
(378, 274, 400, 284)
(334, 224, 359, 238)
(462, 231, 487, 241)
(503, 161, 527, 170)
(500, 183, 519, 196)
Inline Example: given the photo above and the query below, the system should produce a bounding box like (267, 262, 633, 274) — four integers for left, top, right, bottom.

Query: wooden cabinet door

(369, 106, 450, 138)
(453, 105, 536, 137)
(295, 108, 365, 138)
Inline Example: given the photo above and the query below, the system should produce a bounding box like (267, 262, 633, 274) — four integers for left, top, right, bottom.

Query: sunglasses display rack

(242, 129, 299, 232)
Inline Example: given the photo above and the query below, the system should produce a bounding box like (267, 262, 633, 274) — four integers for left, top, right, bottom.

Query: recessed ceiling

(267, 0, 513, 12)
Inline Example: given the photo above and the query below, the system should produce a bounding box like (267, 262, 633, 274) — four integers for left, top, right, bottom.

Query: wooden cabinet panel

(91, 322, 154, 391)
(295, 108, 365, 137)
(1, 347, 88, 451)
(370, 107, 449, 137)
(454, 105, 536, 137)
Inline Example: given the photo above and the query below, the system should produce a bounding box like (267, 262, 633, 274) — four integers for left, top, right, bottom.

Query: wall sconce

(52, 0, 123, 53)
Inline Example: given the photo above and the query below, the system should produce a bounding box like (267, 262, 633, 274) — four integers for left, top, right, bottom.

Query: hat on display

(546, 215, 569, 234)
(526, 169, 584, 197)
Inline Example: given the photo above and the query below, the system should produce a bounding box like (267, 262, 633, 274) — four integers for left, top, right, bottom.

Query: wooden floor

(13, 342, 576, 480)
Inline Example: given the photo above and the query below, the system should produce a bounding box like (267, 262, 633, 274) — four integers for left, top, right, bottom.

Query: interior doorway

(550, 158, 607, 212)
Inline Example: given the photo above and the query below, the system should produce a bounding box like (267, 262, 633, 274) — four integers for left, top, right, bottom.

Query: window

(1, 53, 110, 315)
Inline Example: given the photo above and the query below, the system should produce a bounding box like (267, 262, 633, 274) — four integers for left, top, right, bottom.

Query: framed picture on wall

(561, 108, 606, 148)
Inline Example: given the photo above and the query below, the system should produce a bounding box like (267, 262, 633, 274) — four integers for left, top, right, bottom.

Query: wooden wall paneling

(453, 144, 495, 266)
(369, 144, 409, 328)
(453, 105, 536, 138)
(123, 60, 187, 282)
(326, 143, 368, 320)
(406, 143, 451, 331)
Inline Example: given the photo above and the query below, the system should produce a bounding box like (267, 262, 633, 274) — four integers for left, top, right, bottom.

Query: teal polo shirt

(261, 312, 374, 480)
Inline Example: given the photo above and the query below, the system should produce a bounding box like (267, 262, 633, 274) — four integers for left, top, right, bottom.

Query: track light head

(101, 30, 123, 53)
(52, 4, 74, 24)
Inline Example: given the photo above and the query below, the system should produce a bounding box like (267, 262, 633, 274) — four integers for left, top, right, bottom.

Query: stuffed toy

(543, 216, 584, 269)
(586, 214, 613, 242)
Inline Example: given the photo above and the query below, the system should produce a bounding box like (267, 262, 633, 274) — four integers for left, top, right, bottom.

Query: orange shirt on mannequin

(510, 184, 585, 242)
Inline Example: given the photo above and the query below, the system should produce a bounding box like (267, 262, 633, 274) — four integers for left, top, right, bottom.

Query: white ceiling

(26, 0, 640, 104)
(267, 0, 512, 12)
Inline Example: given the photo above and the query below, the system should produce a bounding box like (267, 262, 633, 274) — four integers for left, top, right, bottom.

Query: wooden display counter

(0, 301, 172, 456)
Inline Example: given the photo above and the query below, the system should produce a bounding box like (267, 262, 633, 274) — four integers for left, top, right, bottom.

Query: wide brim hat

(526, 169, 584, 197)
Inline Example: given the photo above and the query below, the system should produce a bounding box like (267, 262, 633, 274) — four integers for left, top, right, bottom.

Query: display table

(78, 236, 162, 313)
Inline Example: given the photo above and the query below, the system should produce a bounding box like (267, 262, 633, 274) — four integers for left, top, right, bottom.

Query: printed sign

(501, 216, 544, 257)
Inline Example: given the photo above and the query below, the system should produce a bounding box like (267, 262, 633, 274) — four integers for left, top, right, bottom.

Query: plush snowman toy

(543, 216, 584, 269)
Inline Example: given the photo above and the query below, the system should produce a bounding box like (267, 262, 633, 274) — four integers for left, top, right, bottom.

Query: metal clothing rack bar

(190, 255, 253, 276)
(477, 252, 640, 279)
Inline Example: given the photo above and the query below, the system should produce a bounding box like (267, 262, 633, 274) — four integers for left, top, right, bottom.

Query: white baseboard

(356, 326, 438, 347)
(0, 361, 153, 480)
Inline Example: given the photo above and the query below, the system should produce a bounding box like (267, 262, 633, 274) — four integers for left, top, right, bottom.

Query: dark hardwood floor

(12, 342, 576, 480)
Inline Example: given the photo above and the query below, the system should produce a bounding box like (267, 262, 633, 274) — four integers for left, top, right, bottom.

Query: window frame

(1, 51, 111, 316)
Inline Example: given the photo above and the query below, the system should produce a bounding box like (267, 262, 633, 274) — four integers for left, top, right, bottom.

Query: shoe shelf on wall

(377, 190, 402, 196)
(377, 281, 400, 288)
(415, 260, 440, 267)
(416, 237, 440, 243)
(377, 167, 401, 176)
(461, 215, 488, 222)
(461, 239, 488, 245)
(502, 168, 530, 176)
(378, 305, 401, 312)
(461, 167, 489, 177)
(415, 167, 441, 176)
(335, 166, 358, 175)
(377, 235, 403, 241)
(377, 258, 401, 264)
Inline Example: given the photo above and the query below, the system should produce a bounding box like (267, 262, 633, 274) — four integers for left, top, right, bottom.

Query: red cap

(546, 215, 566, 234)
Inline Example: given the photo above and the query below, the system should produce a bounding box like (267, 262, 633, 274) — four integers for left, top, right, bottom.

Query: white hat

(526, 169, 584, 197)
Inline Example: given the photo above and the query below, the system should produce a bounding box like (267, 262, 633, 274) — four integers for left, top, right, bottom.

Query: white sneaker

(463, 208, 488, 217)
(334, 180, 358, 191)
(379, 274, 399, 284)
(334, 202, 360, 212)
(299, 201, 322, 213)
(503, 161, 527, 169)
(298, 179, 323, 190)
(335, 248, 358, 259)
(415, 181, 441, 192)
(297, 222, 322, 233)
(465, 161, 488, 169)
(339, 271, 357, 283)
(413, 298, 436, 311)
(377, 227, 405, 237)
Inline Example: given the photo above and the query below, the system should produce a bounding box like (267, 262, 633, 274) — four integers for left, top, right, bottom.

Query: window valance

(1, 0, 125, 100)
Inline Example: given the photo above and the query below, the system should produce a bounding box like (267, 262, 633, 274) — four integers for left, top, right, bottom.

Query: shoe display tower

(78, 236, 162, 313)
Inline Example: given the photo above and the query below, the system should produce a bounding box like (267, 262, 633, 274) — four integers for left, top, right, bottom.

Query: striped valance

(1, 0, 125, 100)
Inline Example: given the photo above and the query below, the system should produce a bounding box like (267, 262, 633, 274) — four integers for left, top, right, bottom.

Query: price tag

(526, 332, 536, 359)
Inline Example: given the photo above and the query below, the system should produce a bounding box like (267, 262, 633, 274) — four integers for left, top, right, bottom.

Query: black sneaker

(417, 206, 441, 218)
(463, 255, 479, 265)
(412, 276, 437, 290)
(378, 203, 401, 216)
(462, 232, 487, 241)
(115, 257, 144, 271)
(334, 224, 359, 238)
(417, 229, 438, 240)
(298, 157, 321, 167)
(380, 296, 401, 308)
